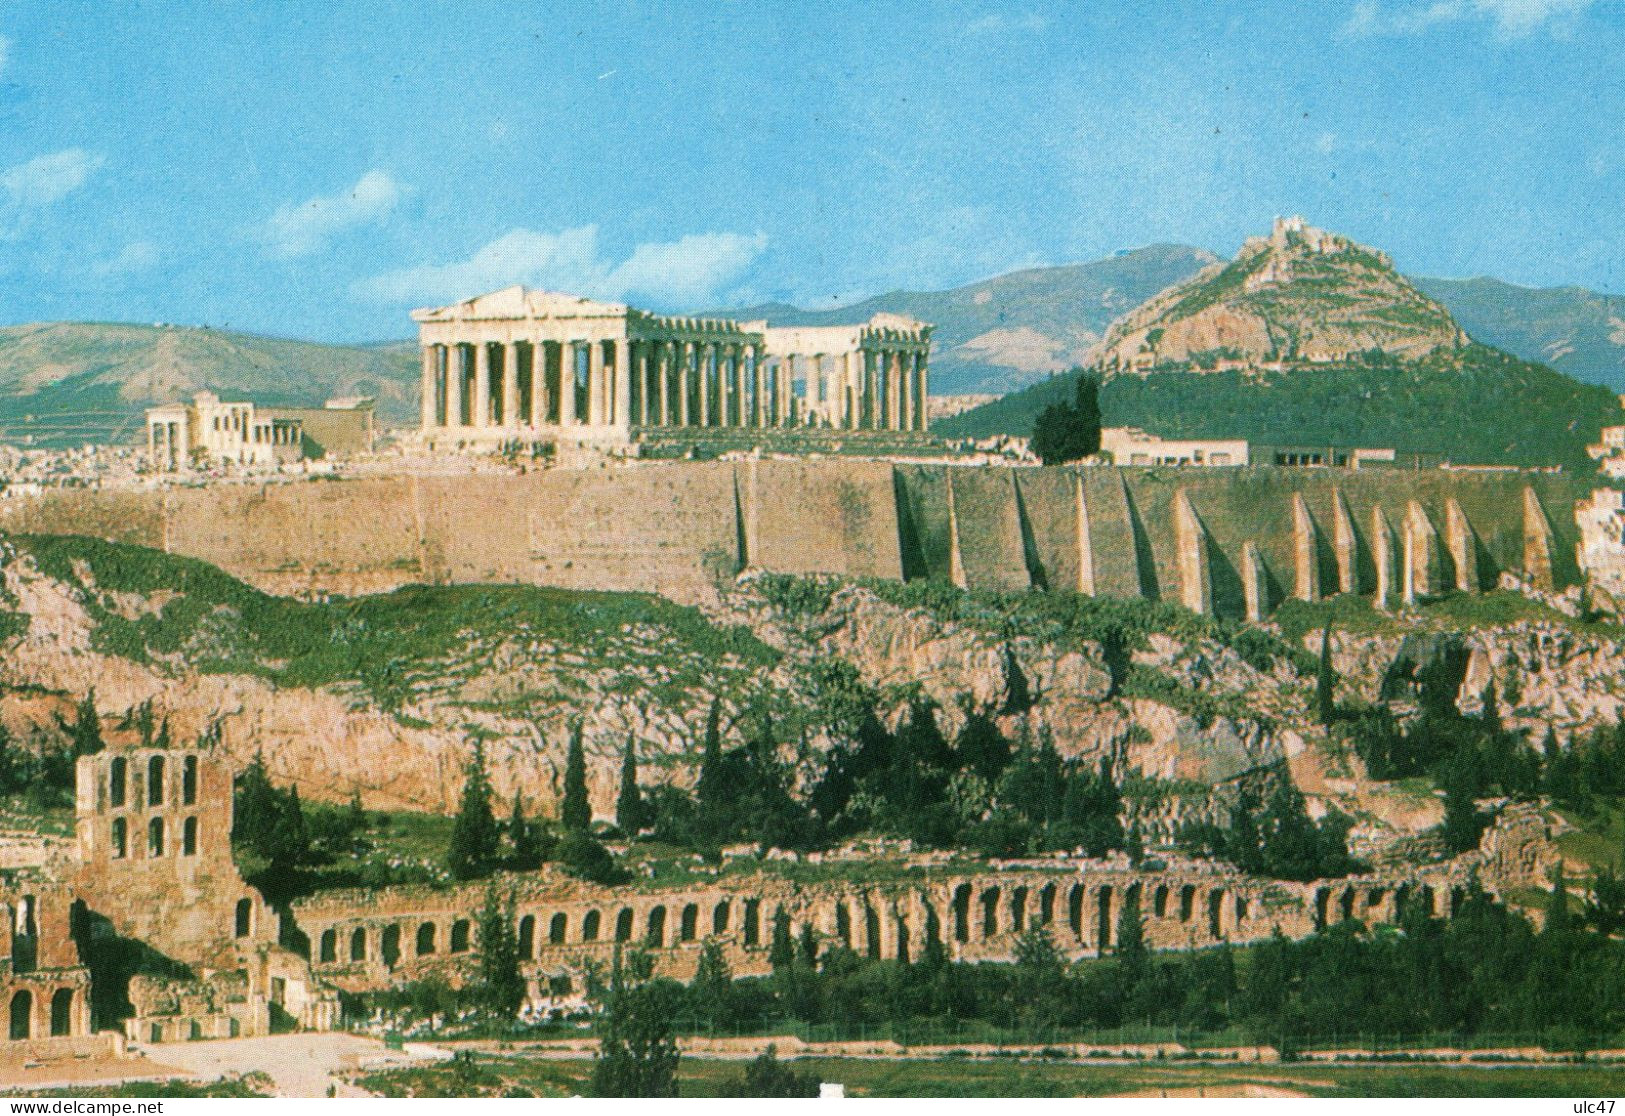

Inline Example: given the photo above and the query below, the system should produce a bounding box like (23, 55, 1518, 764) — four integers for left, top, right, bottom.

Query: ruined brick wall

(0, 882, 92, 1044)
(289, 860, 1477, 994)
(69, 747, 275, 971)
(0, 463, 1585, 616)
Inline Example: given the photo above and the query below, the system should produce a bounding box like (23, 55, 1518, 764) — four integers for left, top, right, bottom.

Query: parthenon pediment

(412, 285, 629, 324)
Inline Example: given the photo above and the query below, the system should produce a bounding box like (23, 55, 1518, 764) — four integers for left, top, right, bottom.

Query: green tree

(448, 739, 501, 881)
(769, 908, 795, 973)
(1030, 370, 1104, 466)
(561, 724, 592, 832)
(1316, 626, 1336, 725)
(558, 829, 624, 885)
(589, 949, 682, 1098)
(63, 690, 104, 758)
(725, 1046, 819, 1098)
(690, 939, 734, 1030)
(476, 886, 526, 1022)
(616, 736, 647, 835)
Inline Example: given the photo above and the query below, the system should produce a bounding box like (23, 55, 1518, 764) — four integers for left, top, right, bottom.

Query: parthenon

(413, 286, 932, 445)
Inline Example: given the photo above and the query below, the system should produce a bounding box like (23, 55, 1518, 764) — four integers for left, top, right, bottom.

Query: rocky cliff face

(1092, 216, 1467, 372)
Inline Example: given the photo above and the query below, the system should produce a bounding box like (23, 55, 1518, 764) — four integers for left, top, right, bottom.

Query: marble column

(659, 343, 672, 426)
(472, 342, 491, 429)
(614, 339, 631, 430)
(638, 346, 653, 427)
(560, 342, 576, 426)
(420, 346, 435, 430)
(502, 342, 519, 428)
(447, 344, 464, 428)
(891, 350, 905, 431)
(529, 338, 545, 427)
(586, 341, 605, 426)
(679, 342, 693, 426)
(752, 350, 766, 427)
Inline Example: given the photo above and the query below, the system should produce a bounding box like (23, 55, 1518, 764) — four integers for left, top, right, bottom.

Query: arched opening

(416, 923, 436, 955)
(1068, 885, 1084, 939)
(382, 925, 401, 968)
(615, 908, 634, 943)
(518, 915, 535, 960)
(680, 904, 698, 942)
(549, 913, 567, 944)
(1419, 884, 1436, 917)
(182, 754, 198, 806)
(980, 887, 999, 938)
(50, 988, 74, 1037)
(147, 755, 166, 806)
(1234, 894, 1249, 924)
(712, 901, 730, 935)
(894, 915, 910, 963)
(1096, 886, 1114, 950)
(1038, 883, 1056, 926)
(10, 990, 33, 1040)
(1153, 885, 1169, 919)
(1010, 886, 1028, 934)
(182, 816, 198, 856)
(1314, 887, 1331, 929)
(147, 816, 165, 857)
(646, 906, 666, 948)
(1179, 884, 1196, 922)
(111, 817, 127, 859)
(582, 911, 601, 942)
(743, 899, 760, 947)
(109, 757, 127, 807)
(350, 927, 367, 962)
(319, 929, 337, 962)
(835, 903, 852, 948)
(1339, 887, 1356, 924)
(450, 919, 470, 953)
(952, 884, 971, 943)
(1366, 887, 1386, 912)
(235, 898, 252, 938)
(1208, 889, 1226, 939)
(864, 906, 881, 960)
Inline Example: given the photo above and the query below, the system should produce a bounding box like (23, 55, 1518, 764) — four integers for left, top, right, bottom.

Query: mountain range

(2, 233, 1625, 447)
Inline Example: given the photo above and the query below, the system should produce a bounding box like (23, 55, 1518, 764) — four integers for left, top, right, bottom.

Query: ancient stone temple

(413, 286, 932, 445)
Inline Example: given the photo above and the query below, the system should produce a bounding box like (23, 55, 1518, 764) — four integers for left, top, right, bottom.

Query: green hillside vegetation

(939, 345, 1617, 472)
(2, 534, 775, 712)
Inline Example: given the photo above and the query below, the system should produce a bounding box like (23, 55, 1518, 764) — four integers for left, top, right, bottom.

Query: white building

(1100, 427, 1249, 467)
(145, 391, 303, 472)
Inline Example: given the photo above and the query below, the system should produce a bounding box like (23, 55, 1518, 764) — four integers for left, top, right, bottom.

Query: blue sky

(0, 0, 1621, 342)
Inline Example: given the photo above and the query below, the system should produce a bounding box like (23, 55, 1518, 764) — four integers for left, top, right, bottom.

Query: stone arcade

(413, 286, 932, 446)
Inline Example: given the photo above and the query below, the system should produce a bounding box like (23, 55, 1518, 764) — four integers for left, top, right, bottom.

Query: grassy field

(354, 1051, 1625, 1098)
(1, 1074, 272, 1098)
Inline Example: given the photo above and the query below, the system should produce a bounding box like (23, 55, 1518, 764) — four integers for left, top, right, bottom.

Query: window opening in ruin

(183, 755, 197, 805)
(517, 916, 535, 960)
(415, 922, 435, 955)
(182, 816, 198, 856)
(148, 755, 166, 806)
(109, 757, 127, 807)
(614, 908, 633, 943)
(320, 929, 337, 962)
(382, 925, 400, 967)
(450, 919, 470, 952)
(50, 988, 73, 1037)
(147, 816, 165, 857)
(111, 817, 127, 859)
(10, 990, 33, 1040)
(743, 899, 760, 947)
(712, 901, 729, 935)
(350, 928, 367, 961)
(235, 898, 252, 938)
(645, 906, 665, 948)
(549, 913, 566, 944)
(582, 911, 600, 942)
(679, 904, 698, 942)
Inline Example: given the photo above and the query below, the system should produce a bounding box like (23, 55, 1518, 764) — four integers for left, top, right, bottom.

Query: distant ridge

(0, 321, 418, 446)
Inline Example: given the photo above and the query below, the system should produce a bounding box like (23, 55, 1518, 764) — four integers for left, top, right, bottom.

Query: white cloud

(263, 169, 406, 259)
(960, 12, 1049, 34)
(1, 148, 104, 208)
(357, 225, 768, 308)
(1344, 0, 1594, 38)
(92, 239, 160, 278)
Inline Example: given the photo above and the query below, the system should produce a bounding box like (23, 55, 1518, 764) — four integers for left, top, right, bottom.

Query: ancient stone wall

(0, 882, 93, 1044)
(290, 859, 1475, 994)
(0, 463, 1585, 617)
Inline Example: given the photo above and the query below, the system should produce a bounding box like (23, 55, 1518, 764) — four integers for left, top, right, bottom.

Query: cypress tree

(65, 690, 104, 757)
(1316, 626, 1336, 725)
(616, 736, 646, 835)
(476, 886, 526, 1021)
(561, 724, 592, 832)
(768, 908, 795, 972)
(448, 739, 501, 880)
